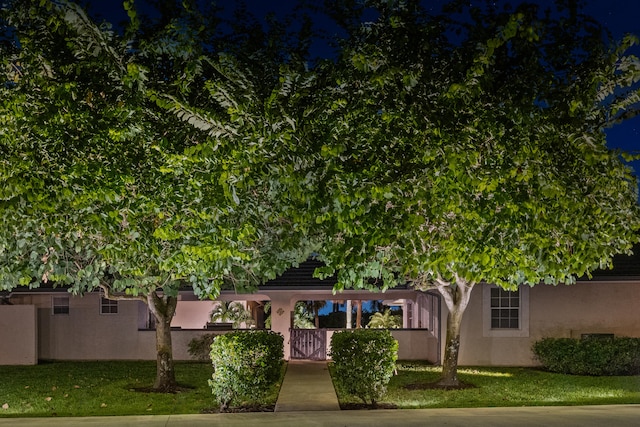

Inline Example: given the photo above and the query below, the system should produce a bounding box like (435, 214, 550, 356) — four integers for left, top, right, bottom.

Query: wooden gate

(290, 329, 327, 360)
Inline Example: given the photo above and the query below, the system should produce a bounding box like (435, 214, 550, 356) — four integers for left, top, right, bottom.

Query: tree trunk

(148, 291, 178, 392)
(355, 300, 362, 329)
(434, 279, 475, 388)
(438, 306, 464, 387)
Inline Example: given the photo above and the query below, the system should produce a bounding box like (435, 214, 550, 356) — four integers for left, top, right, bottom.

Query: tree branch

(99, 282, 146, 302)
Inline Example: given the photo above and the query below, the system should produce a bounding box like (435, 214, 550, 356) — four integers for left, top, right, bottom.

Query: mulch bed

(130, 385, 195, 394)
(203, 402, 398, 412)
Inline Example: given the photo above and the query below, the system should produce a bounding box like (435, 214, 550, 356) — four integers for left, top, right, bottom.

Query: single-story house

(1, 253, 638, 366)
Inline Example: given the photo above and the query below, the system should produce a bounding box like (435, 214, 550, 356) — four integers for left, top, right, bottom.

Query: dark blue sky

(581, 1, 640, 171)
(87, 0, 640, 174)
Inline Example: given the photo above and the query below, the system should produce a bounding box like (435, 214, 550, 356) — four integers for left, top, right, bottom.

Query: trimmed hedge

(209, 330, 284, 411)
(532, 337, 640, 376)
(330, 329, 398, 406)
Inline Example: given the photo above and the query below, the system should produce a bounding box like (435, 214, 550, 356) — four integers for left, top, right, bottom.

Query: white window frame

(100, 297, 118, 315)
(52, 296, 70, 315)
(482, 284, 529, 337)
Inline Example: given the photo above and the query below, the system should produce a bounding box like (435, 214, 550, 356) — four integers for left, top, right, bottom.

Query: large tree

(306, 0, 640, 387)
(0, 0, 309, 391)
(4, 0, 639, 392)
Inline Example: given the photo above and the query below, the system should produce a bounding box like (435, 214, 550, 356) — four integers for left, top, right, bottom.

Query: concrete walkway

(275, 360, 341, 412)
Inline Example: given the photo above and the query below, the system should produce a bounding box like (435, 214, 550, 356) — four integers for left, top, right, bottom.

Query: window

(100, 297, 118, 314)
(482, 284, 529, 337)
(52, 296, 69, 315)
(490, 287, 519, 329)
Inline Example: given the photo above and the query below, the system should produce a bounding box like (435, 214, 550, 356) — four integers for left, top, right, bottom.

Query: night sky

(582, 0, 640, 172)
(86, 0, 640, 174)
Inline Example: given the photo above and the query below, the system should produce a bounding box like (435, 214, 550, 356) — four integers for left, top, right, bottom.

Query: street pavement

(1, 405, 639, 426)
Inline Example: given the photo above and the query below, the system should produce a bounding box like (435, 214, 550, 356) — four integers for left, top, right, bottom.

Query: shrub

(330, 329, 398, 406)
(209, 330, 284, 411)
(532, 337, 640, 376)
(188, 334, 216, 361)
(367, 309, 402, 329)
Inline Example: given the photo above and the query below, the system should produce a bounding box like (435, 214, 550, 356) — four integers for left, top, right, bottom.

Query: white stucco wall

(37, 294, 147, 360)
(392, 329, 439, 361)
(0, 305, 37, 365)
(4, 293, 215, 361)
(9, 281, 636, 367)
(4, 289, 439, 363)
(448, 281, 640, 366)
(172, 300, 216, 329)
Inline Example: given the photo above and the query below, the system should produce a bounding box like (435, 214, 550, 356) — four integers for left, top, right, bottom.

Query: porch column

(403, 300, 411, 328)
(268, 295, 294, 360)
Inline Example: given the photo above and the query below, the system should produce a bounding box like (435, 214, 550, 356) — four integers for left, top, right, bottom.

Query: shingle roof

(5, 245, 640, 294)
(587, 246, 640, 281)
(258, 259, 407, 290)
(259, 259, 338, 289)
(262, 247, 640, 288)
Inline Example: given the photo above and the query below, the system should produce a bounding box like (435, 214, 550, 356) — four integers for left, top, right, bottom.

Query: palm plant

(293, 301, 315, 329)
(367, 309, 402, 329)
(303, 300, 327, 328)
(210, 302, 255, 328)
(263, 301, 272, 329)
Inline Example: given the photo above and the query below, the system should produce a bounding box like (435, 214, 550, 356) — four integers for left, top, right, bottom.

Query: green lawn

(2, 361, 639, 417)
(0, 361, 217, 417)
(333, 361, 640, 408)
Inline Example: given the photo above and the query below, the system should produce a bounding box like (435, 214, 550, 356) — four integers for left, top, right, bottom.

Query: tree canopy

(0, 0, 312, 391)
(309, 0, 639, 286)
(300, 0, 640, 385)
(1, 0, 639, 389)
